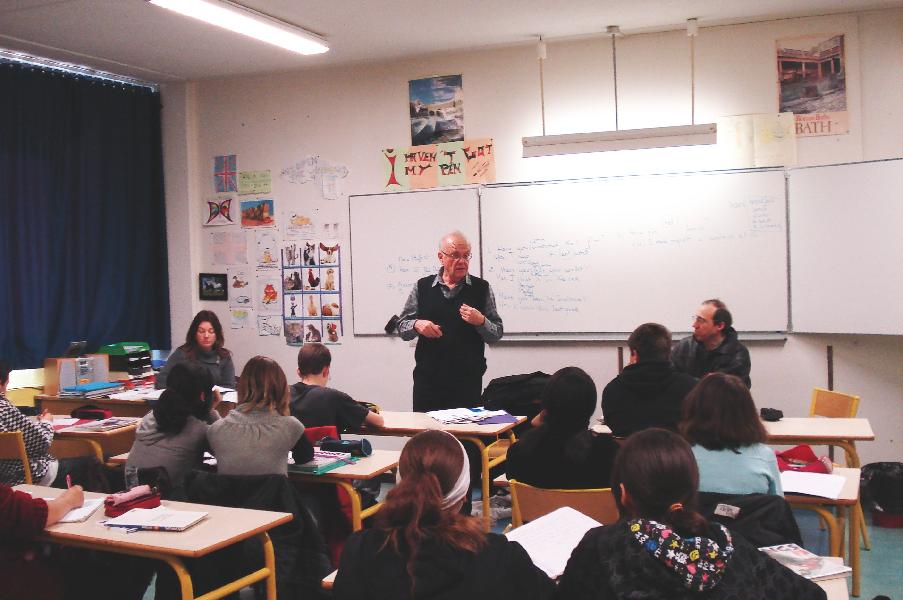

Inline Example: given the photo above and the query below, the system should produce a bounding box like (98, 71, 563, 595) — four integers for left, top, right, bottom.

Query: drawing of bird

(307, 268, 320, 289)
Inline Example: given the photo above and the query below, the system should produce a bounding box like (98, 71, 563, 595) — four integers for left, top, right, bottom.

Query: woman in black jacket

(556, 428, 826, 600)
(334, 429, 554, 600)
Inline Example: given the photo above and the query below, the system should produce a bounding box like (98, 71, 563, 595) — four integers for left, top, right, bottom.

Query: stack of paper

(759, 544, 852, 580)
(505, 506, 602, 578)
(426, 407, 510, 424)
(780, 471, 846, 499)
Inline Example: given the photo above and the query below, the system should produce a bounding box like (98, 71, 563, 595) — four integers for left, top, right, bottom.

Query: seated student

(156, 310, 235, 389)
(680, 373, 782, 496)
(601, 323, 697, 436)
(334, 430, 555, 600)
(290, 343, 383, 431)
(505, 366, 618, 489)
(556, 428, 825, 600)
(1, 482, 84, 599)
(0, 361, 100, 489)
(126, 361, 221, 493)
(208, 356, 313, 475)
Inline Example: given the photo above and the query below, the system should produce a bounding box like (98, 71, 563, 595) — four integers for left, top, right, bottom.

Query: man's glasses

(440, 250, 472, 261)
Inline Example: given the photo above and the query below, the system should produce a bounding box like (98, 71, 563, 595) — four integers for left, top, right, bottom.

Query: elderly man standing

(397, 231, 504, 412)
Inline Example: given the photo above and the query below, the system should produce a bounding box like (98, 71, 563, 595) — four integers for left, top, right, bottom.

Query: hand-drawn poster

(776, 34, 848, 136)
(283, 212, 316, 239)
(280, 156, 349, 201)
(409, 74, 464, 145)
(255, 230, 279, 269)
(716, 113, 797, 168)
(257, 315, 281, 336)
(214, 155, 237, 193)
(204, 196, 235, 226)
(230, 308, 250, 330)
(241, 198, 275, 227)
(256, 271, 282, 315)
(238, 169, 272, 194)
(382, 138, 495, 190)
(227, 267, 252, 308)
(208, 230, 248, 265)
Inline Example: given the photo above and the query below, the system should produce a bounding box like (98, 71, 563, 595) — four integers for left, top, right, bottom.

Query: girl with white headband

(333, 429, 554, 599)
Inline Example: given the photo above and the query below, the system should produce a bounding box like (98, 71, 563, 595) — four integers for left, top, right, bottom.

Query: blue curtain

(0, 61, 170, 368)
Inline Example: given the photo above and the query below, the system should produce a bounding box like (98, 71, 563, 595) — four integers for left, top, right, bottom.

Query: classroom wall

(160, 9, 903, 462)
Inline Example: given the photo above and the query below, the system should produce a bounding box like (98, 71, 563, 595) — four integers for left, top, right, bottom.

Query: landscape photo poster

(409, 74, 464, 146)
(776, 34, 848, 136)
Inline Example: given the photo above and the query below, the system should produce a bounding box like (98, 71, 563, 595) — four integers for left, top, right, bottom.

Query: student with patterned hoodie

(556, 428, 825, 600)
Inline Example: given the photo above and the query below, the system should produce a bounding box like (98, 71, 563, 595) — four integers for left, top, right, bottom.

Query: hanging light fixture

(523, 20, 716, 157)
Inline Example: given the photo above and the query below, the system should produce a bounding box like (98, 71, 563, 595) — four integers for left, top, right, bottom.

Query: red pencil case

(104, 484, 161, 517)
(775, 444, 833, 474)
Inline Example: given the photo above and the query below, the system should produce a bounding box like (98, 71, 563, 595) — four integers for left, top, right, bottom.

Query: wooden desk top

(290, 449, 400, 480)
(784, 467, 861, 505)
(360, 411, 526, 437)
(764, 418, 874, 442)
(54, 421, 139, 439)
(15, 484, 292, 558)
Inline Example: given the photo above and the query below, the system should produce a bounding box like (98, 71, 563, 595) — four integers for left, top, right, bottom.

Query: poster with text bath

(776, 34, 848, 136)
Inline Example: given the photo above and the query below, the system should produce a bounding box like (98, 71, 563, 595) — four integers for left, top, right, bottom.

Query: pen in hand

(66, 474, 72, 489)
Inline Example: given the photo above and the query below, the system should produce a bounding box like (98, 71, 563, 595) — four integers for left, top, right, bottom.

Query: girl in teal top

(680, 373, 783, 496)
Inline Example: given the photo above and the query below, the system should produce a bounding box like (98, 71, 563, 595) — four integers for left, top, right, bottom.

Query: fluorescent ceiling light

(148, 0, 328, 55)
(522, 123, 717, 157)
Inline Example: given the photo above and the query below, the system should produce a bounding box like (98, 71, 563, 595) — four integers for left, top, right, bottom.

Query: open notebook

(41, 498, 104, 523)
(103, 506, 208, 532)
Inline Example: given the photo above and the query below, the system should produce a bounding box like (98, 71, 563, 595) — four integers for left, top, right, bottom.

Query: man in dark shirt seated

(672, 298, 752, 387)
(601, 323, 697, 437)
(289, 343, 384, 431)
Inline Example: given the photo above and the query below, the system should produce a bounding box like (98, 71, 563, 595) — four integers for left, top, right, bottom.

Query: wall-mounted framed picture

(199, 273, 228, 301)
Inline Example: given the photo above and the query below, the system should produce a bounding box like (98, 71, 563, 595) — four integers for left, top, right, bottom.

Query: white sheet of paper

(781, 471, 846, 499)
(505, 506, 602, 578)
(51, 417, 79, 427)
(42, 498, 103, 523)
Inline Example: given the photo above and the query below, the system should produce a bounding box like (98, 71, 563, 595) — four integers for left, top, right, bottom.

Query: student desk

(15, 484, 292, 600)
(349, 411, 526, 530)
(287, 449, 400, 531)
(762, 417, 874, 468)
(54, 420, 138, 460)
(38, 394, 235, 420)
(784, 467, 862, 597)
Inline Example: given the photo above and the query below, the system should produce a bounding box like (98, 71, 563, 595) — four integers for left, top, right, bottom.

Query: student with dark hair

(334, 430, 554, 600)
(506, 367, 618, 489)
(126, 361, 221, 491)
(556, 428, 825, 600)
(673, 298, 751, 387)
(601, 323, 697, 436)
(156, 310, 235, 389)
(290, 343, 383, 431)
(680, 373, 782, 496)
(208, 356, 313, 474)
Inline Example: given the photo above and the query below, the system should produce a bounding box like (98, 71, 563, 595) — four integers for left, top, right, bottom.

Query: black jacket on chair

(168, 471, 332, 600)
(697, 491, 803, 548)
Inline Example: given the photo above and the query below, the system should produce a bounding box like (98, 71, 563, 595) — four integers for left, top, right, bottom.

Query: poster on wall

(238, 169, 272, 195)
(230, 308, 250, 330)
(204, 196, 235, 226)
(240, 198, 276, 227)
(254, 230, 280, 268)
(382, 138, 495, 191)
(227, 267, 252, 308)
(280, 156, 349, 201)
(409, 74, 464, 145)
(776, 34, 848, 136)
(214, 155, 237, 193)
(256, 271, 282, 315)
(282, 242, 343, 346)
(284, 212, 317, 239)
(257, 315, 281, 336)
(208, 230, 248, 265)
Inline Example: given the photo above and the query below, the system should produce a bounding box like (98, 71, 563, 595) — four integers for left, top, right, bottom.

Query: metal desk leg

(848, 505, 860, 597)
(459, 436, 491, 531)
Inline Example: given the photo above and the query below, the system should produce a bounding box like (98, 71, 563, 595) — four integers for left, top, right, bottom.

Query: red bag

(70, 405, 113, 420)
(775, 445, 833, 474)
(104, 484, 161, 517)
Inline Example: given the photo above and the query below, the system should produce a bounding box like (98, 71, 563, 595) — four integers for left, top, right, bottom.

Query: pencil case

(774, 444, 833, 474)
(104, 484, 161, 517)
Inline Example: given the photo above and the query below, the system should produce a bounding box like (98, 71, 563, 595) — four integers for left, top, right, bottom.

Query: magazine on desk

(759, 544, 852, 580)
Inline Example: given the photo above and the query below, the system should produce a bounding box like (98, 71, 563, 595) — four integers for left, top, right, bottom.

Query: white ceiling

(1, 0, 902, 83)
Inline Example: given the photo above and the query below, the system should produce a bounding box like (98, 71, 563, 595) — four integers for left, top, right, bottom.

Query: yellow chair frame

(509, 479, 620, 528)
(0, 431, 33, 484)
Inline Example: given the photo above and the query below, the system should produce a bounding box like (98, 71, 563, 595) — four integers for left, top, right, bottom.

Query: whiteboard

(349, 188, 481, 334)
(789, 159, 903, 334)
(481, 171, 789, 333)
